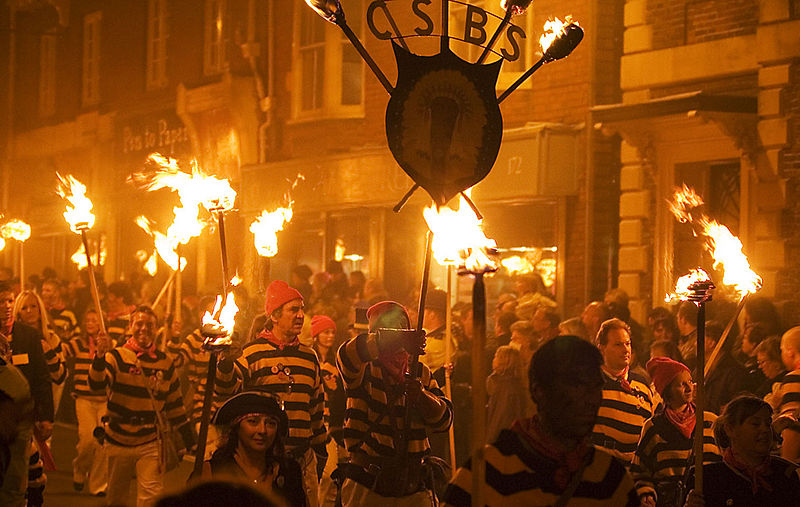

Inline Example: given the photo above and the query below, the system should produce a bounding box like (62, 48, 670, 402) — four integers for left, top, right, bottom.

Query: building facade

(595, 0, 800, 325)
(0, 0, 627, 317)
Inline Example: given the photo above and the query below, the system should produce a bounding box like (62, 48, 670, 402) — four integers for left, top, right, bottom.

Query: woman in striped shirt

(62, 308, 109, 496)
(632, 357, 721, 506)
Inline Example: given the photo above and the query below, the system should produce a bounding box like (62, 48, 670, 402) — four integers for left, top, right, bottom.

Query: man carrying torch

(335, 301, 452, 506)
(216, 280, 328, 507)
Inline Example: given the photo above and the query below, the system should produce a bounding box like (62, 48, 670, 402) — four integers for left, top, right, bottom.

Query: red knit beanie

(265, 280, 303, 316)
(311, 315, 336, 337)
(646, 356, 690, 397)
(366, 301, 410, 332)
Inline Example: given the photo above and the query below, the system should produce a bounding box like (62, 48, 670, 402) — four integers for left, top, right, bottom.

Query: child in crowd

(486, 345, 532, 441)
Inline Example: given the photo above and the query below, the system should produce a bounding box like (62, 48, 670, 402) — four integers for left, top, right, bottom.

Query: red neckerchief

(258, 329, 299, 350)
(602, 365, 633, 393)
(85, 334, 97, 357)
(723, 447, 773, 494)
(512, 416, 591, 490)
(378, 350, 409, 383)
(665, 403, 696, 439)
(123, 336, 157, 360)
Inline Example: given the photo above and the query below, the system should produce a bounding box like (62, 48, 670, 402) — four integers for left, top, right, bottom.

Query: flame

(202, 290, 239, 345)
(136, 216, 186, 272)
(334, 238, 346, 262)
(423, 190, 499, 272)
(230, 273, 242, 286)
(250, 206, 293, 258)
(501, 0, 533, 16)
(71, 242, 106, 271)
(698, 217, 762, 298)
(668, 184, 704, 223)
(1, 219, 31, 241)
(0, 238, 5, 251)
(144, 251, 158, 276)
(669, 185, 762, 299)
(56, 173, 96, 233)
(501, 255, 535, 274)
(540, 16, 573, 53)
(666, 268, 712, 303)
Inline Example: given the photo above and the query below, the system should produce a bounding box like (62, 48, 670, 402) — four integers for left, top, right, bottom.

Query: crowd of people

(0, 263, 799, 506)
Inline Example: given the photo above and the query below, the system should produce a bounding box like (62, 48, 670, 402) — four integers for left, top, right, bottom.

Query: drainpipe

(582, 0, 599, 304)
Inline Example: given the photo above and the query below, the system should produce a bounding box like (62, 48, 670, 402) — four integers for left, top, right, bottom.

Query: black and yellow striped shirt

(167, 329, 223, 422)
(89, 345, 188, 446)
(62, 336, 107, 401)
(631, 411, 720, 500)
(48, 307, 79, 341)
(41, 330, 66, 385)
(217, 332, 327, 450)
(774, 368, 800, 433)
(592, 370, 656, 466)
(444, 428, 638, 506)
(107, 311, 132, 344)
(336, 333, 452, 460)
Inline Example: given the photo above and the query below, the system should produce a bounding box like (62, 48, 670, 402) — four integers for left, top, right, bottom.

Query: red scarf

(123, 336, 157, 360)
(258, 329, 299, 350)
(86, 334, 97, 357)
(512, 417, 591, 490)
(603, 365, 633, 393)
(665, 403, 696, 439)
(722, 448, 773, 494)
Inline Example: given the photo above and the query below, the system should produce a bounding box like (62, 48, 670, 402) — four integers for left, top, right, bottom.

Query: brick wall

(649, 0, 758, 50)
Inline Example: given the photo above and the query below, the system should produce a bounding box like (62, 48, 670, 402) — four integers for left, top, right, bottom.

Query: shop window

(328, 212, 371, 277)
(146, 0, 169, 90)
(204, 0, 227, 75)
(293, 0, 364, 119)
(82, 11, 102, 107)
(39, 34, 56, 117)
(449, 0, 533, 89)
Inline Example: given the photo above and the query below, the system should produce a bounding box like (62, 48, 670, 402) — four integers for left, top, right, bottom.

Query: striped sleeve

(336, 333, 379, 389)
(421, 369, 453, 432)
(165, 339, 186, 369)
(215, 356, 244, 396)
(309, 359, 328, 447)
(631, 418, 658, 499)
(162, 359, 189, 428)
(88, 352, 111, 392)
(776, 370, 800, 432)
(41, 332, 66, 385)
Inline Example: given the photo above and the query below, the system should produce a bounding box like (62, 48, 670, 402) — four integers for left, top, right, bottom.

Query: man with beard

(89, 306, 193, 507)
(0, 282, 53, 507)
(591, 318, 656, 466)
(443, 335, 637, 506)
(336, 301, 452, 506)
(217, 280, 328, 507)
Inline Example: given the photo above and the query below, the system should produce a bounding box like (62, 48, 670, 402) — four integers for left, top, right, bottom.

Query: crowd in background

(1, 259, 800, 506)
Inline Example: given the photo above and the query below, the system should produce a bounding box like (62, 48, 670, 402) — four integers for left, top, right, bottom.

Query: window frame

(204, 0, 227, 76)
(291, 1, 365, 121)
(81, 11, 102, 107)
(146, 0, 169, 90)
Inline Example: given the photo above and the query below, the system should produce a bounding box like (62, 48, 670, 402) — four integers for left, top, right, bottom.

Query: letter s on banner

(501, 24, 526, 62)
(412, 0, 434, 37)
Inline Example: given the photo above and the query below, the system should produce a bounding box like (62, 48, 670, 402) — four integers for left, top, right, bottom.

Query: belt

(110, 415, 156, 426)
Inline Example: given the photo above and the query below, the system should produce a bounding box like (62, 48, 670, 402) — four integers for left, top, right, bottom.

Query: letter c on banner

(367, 0, 393, 40)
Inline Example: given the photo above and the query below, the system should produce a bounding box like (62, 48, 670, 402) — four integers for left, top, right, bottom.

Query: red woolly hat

(311, 315, 336, 337)
(366, 301, 411, 331)
(265, 280, 303, 316)
(646, 356, 690, 397)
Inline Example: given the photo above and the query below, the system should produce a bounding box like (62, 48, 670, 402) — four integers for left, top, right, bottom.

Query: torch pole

(477, 10, 512, 64)
(175, 244, 183, 325)
(80, 229, 107, 335)
(445, 264, 456, 473)
(471, 272, 487, 507)
(694, 301, 706, 496)
(18, 242, 24, 290)
(497, 56, 546, 104)
(151, 270, 176, 308)
(194, 210, 230, 475)
(335, 17, 394, 94)
(704, 295, 748, 378)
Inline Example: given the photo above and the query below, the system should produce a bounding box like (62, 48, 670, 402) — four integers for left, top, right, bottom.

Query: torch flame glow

(144, 251, 158, 276)
(202, 290, 238, 345)
(669, 184, 704, 223)
(669, 185, 762, 300)
(250, 206, 293, 258)
(56, 173, 96, 233)
(0, 219, 31, 242)
(666, 268, 712, 303)
(230, 273, 242, 287)
(501, 255, 535, 274)
(540, 16, 573, 53)
(423, 191, 499, 272)
(71, 242, 105, 271)
(136, 216, 186, 272)
(0, 238, 5, 251)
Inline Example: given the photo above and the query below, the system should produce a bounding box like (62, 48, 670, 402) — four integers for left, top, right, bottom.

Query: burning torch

(668, 269, 714, 496)
(423, 190, 499, 500)
(1, 219, 31, 289)
(56, 173, 107, 335)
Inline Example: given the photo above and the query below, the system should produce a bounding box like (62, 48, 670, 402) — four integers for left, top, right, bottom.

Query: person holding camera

(335, 301, 452, 506)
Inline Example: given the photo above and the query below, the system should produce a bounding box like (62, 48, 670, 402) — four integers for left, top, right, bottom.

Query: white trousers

(296, 447, 319, 507)
(106, 439, 162, 507)
(73, 397, 108, 494)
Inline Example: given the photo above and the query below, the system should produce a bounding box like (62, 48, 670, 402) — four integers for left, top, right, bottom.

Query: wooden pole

(175, 244, 183, 325)
(471, 272, 487, 506)
(445, 264, 456, 473)
(476, 9, 512, 64)
(80, 230, 107, 335)
(151, 270, 176, 308)
(18, 241, 23, 290)
(704, 295, 748, 377)
(694, 302, 706, 495)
